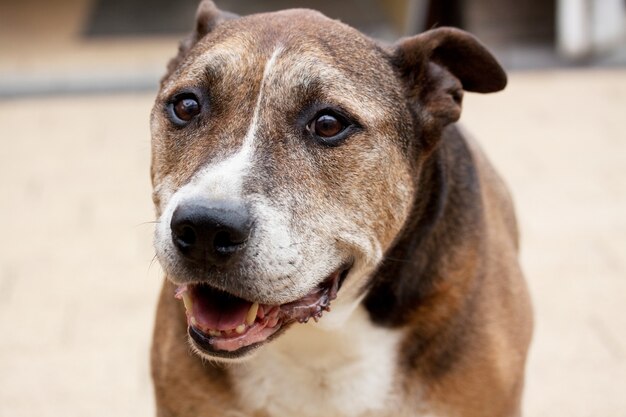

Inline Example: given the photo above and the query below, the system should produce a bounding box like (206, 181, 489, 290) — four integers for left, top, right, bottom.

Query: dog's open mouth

(174, 266, 349, 356)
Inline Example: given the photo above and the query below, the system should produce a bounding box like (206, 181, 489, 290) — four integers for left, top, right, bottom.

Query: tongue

(191, 285, 251, 331)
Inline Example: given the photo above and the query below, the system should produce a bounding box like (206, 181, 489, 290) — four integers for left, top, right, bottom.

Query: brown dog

(150, 1, 533, 416)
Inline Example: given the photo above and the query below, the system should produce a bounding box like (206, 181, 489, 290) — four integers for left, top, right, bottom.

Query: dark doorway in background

(84, 0, 398, 39)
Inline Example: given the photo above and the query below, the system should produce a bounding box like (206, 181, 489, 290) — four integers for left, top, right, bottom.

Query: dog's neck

(364, 125, 485, 327)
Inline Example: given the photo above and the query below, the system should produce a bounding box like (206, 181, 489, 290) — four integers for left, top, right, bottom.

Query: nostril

(177, 224, 197, 246)
(213, 229, 246, 254)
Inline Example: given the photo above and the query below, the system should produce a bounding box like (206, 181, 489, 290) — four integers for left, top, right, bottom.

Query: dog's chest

(229, 307, 404, 417)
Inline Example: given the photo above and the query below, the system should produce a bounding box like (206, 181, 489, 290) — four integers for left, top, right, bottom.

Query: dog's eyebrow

(202, 66, 219, 85)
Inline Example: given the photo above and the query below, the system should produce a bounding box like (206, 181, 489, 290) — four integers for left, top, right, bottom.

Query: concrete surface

(0, 69, 625, 416)
(0, 94, 159, 416)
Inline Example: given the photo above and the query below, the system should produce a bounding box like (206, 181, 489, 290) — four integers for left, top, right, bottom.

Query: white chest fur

(229, 306, 402, 417)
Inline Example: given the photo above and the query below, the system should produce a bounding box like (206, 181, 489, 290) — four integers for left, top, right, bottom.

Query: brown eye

(305, 109, 358, 147)
(310, 114, 344, 138)
(168, 94, 201, 125)
(174, 97, 200, 120)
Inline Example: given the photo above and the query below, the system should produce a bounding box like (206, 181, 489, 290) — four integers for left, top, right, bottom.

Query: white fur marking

(155, 47, 284, 257)
(231, 307, 402, 417)
(243, 46, 283, 150)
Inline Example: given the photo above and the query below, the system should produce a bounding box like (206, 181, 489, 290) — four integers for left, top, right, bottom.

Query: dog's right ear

(163, 0, 238, 83)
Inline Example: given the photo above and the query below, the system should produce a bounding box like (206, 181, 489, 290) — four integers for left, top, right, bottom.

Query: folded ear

(163, 0, 238, 82)
(392, 27, 506, 127)
(191, 0, 239, 44)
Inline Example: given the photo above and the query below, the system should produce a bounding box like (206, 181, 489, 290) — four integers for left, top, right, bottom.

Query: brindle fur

(150, 2, 532, 416)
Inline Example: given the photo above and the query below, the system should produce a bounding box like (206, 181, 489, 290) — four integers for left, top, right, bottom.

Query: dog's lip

(175, 264, 351, 355)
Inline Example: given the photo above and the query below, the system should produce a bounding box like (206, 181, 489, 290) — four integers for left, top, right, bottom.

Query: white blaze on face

(152, 46, 344, 304)
(153, 40, 399, 312)
(154, 47, 285, 269)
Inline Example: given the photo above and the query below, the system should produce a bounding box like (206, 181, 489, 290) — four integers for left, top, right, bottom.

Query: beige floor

(0, 69, 625, 416)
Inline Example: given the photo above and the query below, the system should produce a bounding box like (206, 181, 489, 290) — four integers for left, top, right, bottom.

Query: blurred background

(0, 0, 625, 416)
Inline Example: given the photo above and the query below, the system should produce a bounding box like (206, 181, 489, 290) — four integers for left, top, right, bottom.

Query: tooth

(235, 324, 246, 334)
(246, 302, 259, 325)
(209, 329, 221, 337)
(174, 285, 188, 299)
(182, 292, 193, 312)
(190, 316, 198, 327)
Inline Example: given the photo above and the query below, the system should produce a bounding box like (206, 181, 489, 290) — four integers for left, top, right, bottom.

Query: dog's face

(150, 1, 505, 360)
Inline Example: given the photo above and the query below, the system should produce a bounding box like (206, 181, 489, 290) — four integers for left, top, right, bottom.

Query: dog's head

(151, 0, 505, 360)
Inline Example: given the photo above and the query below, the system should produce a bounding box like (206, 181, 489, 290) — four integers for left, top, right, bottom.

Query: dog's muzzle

(167, 199, 352, 358)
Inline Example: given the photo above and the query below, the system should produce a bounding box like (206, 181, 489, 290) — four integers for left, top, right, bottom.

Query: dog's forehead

(163, 9, 393, 95)
(207, 8, 377, 56)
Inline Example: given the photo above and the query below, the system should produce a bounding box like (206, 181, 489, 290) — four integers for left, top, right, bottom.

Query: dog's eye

(307, 112, 351, 145)
(311, 115, 344, 137)
(168, 94, 201, 125)
(173, 97, 200, 121)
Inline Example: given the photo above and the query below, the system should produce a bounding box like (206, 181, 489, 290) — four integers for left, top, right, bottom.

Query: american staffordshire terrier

(150, 1, 533, 416)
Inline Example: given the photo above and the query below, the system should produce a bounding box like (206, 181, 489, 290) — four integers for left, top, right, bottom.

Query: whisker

(148, 253, 160, 274)
(135, 220, 160, 228)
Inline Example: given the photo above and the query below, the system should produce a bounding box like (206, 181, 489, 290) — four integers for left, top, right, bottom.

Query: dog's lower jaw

(229, 305, 404, 417)
(187, 297, 370, 368)
(171, 262, 373, 365)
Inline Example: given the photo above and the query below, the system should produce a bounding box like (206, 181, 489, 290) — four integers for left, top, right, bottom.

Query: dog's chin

(172, 264, 351, 361)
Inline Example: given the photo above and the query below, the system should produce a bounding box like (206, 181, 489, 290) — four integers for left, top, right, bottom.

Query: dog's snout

(170, 201, 252, 266)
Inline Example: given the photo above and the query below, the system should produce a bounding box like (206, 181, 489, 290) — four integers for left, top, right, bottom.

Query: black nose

(170, 201, 252, 266)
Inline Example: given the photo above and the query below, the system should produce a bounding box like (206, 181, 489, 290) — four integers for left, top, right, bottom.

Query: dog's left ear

(191, 0, 239, 43)
(163, 0, 238, 83)
(392, 27, 506, 127)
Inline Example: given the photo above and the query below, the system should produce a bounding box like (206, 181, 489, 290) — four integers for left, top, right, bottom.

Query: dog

(149, 1, 533, 416)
